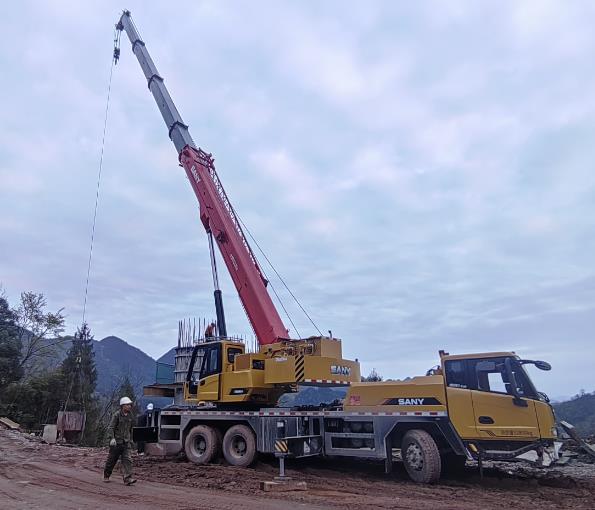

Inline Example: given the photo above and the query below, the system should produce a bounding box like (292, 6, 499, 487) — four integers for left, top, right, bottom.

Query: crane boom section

(180, 147, 289, 345)
(116, 11, 289, 345)
(117, 13, 194, 153)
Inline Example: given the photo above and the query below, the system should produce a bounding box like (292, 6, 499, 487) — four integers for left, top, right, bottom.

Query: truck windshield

(508, 359, 539, 399)
(445, 356, 539, 400)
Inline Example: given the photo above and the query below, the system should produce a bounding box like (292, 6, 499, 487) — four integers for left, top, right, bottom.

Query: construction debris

(0, 417, 20, 430)
(560, 421, 595, 460)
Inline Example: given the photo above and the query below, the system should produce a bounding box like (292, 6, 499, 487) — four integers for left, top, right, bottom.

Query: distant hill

(26, 334, 166, 398)
(554, 391, 595, 437)
(93, 336, 157, 396)
(157, 346, 176, 365)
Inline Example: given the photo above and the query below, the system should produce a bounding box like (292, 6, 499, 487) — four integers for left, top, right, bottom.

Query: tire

(401, 429, 441, 484)
(441, 452, 467, 476)
(222, 424, 256, 467)
(185, 425, 219, 464)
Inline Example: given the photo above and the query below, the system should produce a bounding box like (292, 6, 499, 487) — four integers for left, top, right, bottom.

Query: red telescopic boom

(115, 11, 289, 345)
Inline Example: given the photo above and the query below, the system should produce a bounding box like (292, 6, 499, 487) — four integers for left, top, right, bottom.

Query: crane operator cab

(183, 339, 286, 407)
(184, 340, 245, 403)
(183, 336, 361, 407)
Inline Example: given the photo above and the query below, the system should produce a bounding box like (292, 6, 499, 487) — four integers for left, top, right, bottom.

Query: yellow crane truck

(116, 11, 557, 483)
(143, 336, 556, 483)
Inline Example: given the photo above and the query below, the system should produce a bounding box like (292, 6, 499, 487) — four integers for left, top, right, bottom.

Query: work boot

(103, 476, 110, 483)
(125, 478, 137, 486)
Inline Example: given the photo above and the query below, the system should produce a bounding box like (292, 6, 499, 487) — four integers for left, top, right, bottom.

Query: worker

(103, 396, 137, 485)
(204, 322, 216, 339)
(136, 402, 154, 455)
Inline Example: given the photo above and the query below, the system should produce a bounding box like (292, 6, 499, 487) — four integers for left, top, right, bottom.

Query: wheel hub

(405, 443, 424, 471)
(231, 436, 247, 456)
(195, 436, 206, 454)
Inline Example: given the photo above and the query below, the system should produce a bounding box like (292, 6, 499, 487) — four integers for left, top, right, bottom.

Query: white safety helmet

(119, 396, 133, 406)
(146, 403, 154, 411)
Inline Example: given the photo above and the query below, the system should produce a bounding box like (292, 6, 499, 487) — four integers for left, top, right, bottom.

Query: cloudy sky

(1, 1, 594, 398)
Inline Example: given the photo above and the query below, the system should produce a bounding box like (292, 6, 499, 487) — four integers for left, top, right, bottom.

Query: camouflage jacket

(107, 410, 135, 445)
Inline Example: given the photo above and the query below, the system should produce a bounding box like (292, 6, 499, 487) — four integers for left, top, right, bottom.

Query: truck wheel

(185, 425, 219, 464)
(401, 430, 441, 484)
(222, 424, 256, 467)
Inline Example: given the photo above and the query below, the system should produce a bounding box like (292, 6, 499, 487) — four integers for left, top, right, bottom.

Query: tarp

(56, 411, 86, 432)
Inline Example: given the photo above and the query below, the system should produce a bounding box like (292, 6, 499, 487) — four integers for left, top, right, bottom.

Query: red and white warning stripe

(303, 378, 350, 385)
(161, 409, 447, 418)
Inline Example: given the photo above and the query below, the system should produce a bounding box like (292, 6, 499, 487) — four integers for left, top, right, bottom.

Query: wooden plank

(559, 421, 595, 459)
(260, 481, 307, 492)
(0, 417, 20, 430)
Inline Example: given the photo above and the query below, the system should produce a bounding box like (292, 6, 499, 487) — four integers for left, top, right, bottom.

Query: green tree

(62, 323, 100, 445)
(62, 323, 97, 410)
(0, 370, 66, 429)
(362, 368, 383, 382)
(0, 296, 23, 388)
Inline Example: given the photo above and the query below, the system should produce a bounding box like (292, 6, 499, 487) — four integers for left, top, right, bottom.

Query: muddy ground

(1, 429, 594, 509)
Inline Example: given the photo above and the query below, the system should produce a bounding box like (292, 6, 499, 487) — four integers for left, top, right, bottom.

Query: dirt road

(0, 431, 322, 510)
(1, 429, 594, 509)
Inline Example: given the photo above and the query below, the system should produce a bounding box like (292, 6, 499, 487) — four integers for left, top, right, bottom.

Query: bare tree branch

(15, 292, 66, 376)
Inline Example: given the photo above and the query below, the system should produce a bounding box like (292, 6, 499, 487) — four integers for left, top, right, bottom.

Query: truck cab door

(444, 359, 479, 439)
(197, 343, 222, 401)
(469, 358, 540, 441)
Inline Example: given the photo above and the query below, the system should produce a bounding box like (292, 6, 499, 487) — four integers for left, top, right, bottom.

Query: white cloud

(0, 1, 594, 397)
(250, 149, 326, 209)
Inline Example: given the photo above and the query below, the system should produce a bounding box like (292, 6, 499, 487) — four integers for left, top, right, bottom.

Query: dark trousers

(104, 444, 133, 481)
(137, 414, 146, 453)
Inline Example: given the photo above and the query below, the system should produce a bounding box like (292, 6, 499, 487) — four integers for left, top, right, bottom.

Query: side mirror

(534, 360, 551, 371)
(504, 358, 528, 407)
(519, 359, 552, 371)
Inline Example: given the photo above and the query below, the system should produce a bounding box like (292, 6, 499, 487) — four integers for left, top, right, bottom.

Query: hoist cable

(237, 215, 323, 337)
(262, 271, 301, 339)
(82, 44, 117, 325)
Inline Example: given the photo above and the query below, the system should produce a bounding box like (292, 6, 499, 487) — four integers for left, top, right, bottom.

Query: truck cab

(343, 349, 556, 480)
(441, 351, 556, 457)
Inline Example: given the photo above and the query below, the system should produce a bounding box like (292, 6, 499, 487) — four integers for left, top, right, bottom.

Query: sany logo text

(398, 398, 425, 405)
(331, 365, 351, 376)
(190, 165, 200, 183)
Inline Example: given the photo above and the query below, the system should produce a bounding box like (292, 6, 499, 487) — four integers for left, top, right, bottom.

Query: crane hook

(113, 26, 122, 64)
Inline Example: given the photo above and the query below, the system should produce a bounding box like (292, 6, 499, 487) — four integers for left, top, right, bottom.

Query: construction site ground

(1, 429, 594, 509)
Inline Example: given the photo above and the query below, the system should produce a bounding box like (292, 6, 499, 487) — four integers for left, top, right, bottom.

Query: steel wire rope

(248, 268, 302, 339)
(82, 36, 117, 325)
(236, 216, 323, 337)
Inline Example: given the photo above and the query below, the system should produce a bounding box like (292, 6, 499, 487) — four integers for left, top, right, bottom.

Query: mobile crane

(117, 11, 558, 482)
(114, 11, 359, 410)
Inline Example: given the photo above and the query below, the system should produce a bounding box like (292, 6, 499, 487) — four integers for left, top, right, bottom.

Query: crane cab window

(227, 347, 243, 364)
(199, 343, 221, 379)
